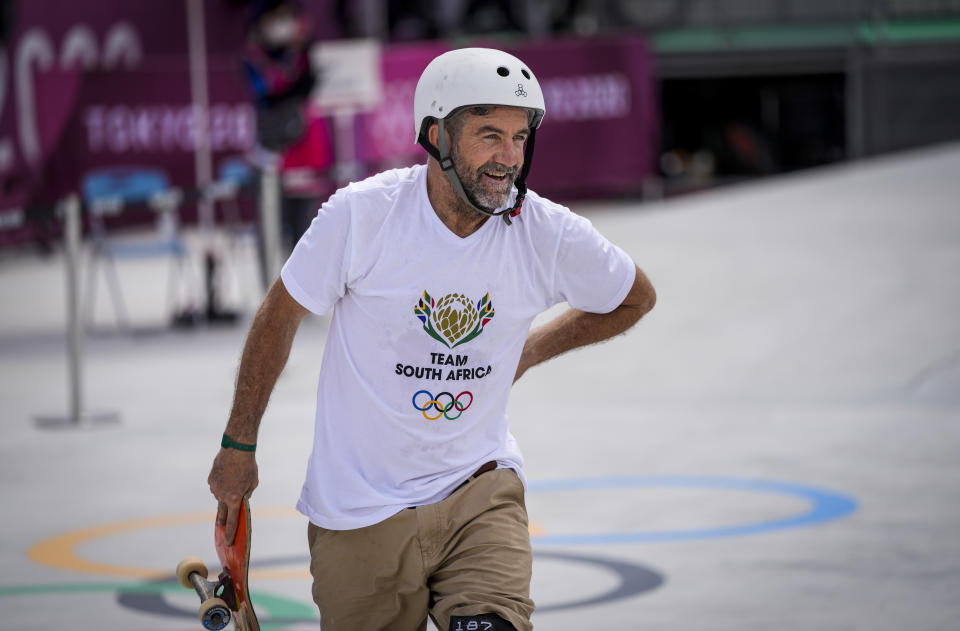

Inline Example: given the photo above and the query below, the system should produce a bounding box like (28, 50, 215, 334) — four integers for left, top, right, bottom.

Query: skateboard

(176, 498, 260, 630)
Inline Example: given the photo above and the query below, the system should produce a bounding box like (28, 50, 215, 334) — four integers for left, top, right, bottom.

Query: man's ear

(427, 121, 439, 148)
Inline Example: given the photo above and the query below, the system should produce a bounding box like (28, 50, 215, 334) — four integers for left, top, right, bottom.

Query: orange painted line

(27, 506, 546, 579)
(27, 506, 299, 579)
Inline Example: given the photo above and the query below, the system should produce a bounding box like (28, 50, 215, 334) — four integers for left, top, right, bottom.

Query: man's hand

(208, 448, 259, 544)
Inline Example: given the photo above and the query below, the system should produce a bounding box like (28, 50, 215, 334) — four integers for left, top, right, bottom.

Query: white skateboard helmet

(414, 48, 546, 224)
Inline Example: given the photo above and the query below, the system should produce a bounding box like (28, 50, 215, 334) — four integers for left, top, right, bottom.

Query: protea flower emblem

(414, 290, 495, 348)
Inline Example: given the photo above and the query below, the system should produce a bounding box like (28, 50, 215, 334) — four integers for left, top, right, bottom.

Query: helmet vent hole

(521, 68, 531, 79)
(496, 66, 510, 77)
(438, 106, 444, 112)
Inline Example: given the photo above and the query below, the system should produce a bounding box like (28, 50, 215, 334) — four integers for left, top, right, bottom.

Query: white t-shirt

(281, 164, 635, 530)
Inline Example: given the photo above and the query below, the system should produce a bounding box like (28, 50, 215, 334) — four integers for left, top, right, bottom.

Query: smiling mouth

(483, 171, 515, 189)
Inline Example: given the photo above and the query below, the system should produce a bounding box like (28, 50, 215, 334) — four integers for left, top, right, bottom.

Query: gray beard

(450, 147, 517, 214)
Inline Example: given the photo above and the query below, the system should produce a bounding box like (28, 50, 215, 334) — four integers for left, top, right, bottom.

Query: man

(209, 48, 655, 631)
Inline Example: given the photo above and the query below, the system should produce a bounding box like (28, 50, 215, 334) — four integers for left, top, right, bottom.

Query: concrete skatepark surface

(1, 143, 958, 629)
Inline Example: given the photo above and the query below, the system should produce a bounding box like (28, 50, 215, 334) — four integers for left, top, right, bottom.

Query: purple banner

(510, 37, 658, 197)
(44, 64, 254, 206)
(0, 0, 657, 247)
(356, 37, 658, 198)
(356, 42, 449, 165)
(0, 0, 336, 245)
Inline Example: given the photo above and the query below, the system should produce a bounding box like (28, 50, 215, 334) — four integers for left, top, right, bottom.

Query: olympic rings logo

(412, 390, 473, 421)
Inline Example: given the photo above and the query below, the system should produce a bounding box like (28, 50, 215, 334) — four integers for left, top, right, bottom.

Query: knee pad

(449, 613, 516, 631)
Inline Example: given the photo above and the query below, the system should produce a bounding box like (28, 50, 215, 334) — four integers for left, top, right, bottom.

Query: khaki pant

(307, 468, 534, 631)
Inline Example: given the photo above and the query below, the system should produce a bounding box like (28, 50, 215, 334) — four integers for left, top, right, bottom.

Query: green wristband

(221, 433, 256, 452)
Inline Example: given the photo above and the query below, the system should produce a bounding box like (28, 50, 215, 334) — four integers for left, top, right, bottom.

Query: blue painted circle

(527, 475, 858, 546)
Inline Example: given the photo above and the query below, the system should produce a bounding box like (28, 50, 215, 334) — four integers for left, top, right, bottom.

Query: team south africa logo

(414, 290, 495, 348)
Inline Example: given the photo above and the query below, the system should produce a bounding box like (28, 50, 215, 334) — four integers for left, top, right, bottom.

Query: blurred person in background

(460, 0, 524, 34)
(209, 47, 655, 630)
(387, 0, 440, 41)
(242, 0, 332, 282)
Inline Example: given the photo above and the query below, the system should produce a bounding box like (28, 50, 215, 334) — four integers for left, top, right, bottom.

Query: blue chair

(209, 157, 267, 300)
(82, 167, 193, 330)
(211, 157, 257, 242)
(218, 157, 254, 188)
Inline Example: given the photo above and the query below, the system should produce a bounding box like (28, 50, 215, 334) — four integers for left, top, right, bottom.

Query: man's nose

(494, 139, 523, 168)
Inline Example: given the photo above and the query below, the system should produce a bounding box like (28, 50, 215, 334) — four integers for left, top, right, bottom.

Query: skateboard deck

(176, 498, 261, 631)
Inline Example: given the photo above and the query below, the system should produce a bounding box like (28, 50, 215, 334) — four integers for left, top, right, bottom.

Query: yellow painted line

(28, 506, 300, 580)
(27, 507, 546, 580)
(251, 567, 313, 580)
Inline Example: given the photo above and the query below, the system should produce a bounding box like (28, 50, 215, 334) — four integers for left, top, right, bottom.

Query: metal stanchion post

(65, 194, 83, 423)
(332, 108, 360, 185)
(260, 163, 283, 292)
(35, 195, 120, 430)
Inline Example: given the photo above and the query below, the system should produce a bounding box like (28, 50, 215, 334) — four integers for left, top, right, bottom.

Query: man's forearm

(516, 305, 642, 380)
(223, 283, 305, 443)
(515, 266, 655, 381)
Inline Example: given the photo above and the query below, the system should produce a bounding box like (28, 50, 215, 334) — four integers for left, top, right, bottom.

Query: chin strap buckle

(501, 187, 525, 225)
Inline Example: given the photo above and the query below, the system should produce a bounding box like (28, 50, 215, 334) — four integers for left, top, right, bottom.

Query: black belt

(471, 460, 498, 479)
(406, 461, 498, 510)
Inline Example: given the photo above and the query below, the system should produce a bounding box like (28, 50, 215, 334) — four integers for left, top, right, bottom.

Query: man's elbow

(625, 267, 656, 320)
(638, 283, 656, 317)
(625, 290, 654, 328)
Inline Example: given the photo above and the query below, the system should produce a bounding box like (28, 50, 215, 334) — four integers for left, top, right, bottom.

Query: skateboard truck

(176, 497, 260, 630)
(177, 557, 233, 630)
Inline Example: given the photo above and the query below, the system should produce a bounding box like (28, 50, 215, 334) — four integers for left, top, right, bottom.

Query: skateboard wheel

(199, 597, 231, 630)
(176, 556, 209, 590)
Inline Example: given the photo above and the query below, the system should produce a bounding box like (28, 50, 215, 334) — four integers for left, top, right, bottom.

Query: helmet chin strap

(419, 118, 537, 226)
